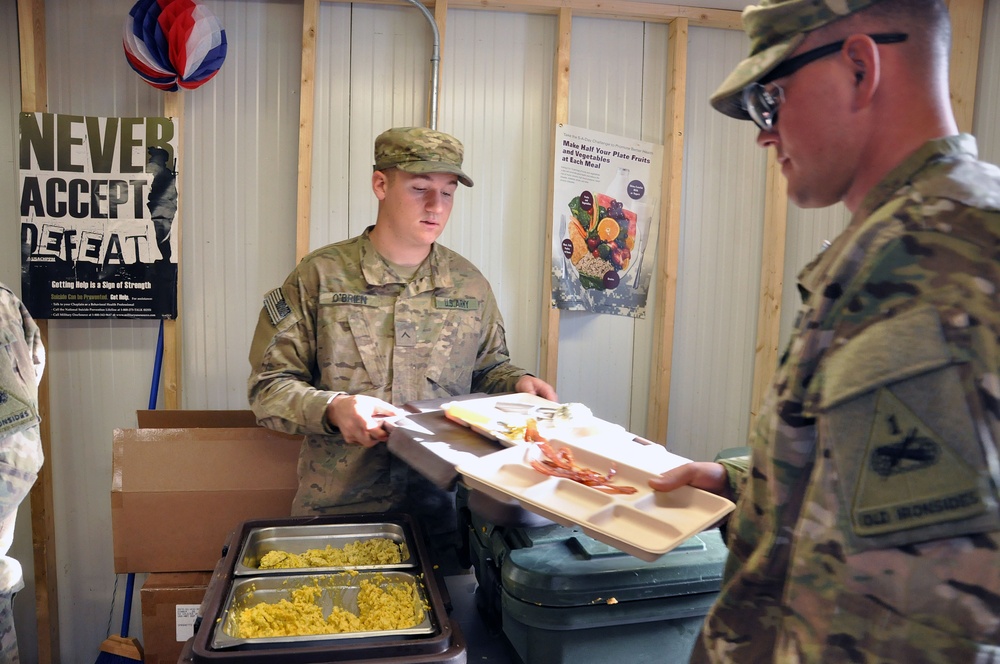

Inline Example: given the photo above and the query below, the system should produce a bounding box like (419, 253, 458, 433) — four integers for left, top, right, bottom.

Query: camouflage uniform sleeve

(469, 286, 529, 394)
(0, 286, 44, 526)
(717, 455, 750, 500)
(247, 274, 340, 436)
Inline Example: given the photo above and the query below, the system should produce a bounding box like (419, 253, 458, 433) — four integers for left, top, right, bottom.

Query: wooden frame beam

(296, 0, 320, 262)
(17, 0, 60, 660)
(163, 93, 184, 410)
(318, 0, 740, 29)
(748, 150, 788, 429)
(645, 17, 688, 442)
(946, 0, 984, 133)
(539, 8, 574, 387)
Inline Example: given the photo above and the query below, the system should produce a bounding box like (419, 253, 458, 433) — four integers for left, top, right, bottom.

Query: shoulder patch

(263, 288, 291, 326)
(0, 389, 38, 437)
(852, 388, 985, 536)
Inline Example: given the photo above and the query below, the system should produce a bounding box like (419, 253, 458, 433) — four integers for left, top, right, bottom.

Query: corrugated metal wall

(975, 0, 1000, 165)
(178, 0, 303, 410)
(2, 0, 999, 659)
(559, 16, 662, 429)
(310, 4, 560, 376)
(667, 25, 769, 459)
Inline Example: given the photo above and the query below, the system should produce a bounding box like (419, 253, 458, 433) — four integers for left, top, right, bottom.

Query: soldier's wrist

(323, 392, 347, 432)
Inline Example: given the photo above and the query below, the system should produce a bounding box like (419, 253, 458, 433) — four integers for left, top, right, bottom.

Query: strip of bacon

(528, 443, 638, 494)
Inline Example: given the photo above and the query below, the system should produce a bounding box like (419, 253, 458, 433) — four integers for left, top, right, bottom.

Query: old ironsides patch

(0, 388, 36, 437)
(852, 388, 984, 536)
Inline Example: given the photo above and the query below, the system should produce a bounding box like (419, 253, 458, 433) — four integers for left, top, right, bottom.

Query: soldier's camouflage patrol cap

(711, 0, 883, 120)
(373, 126, 474, 187)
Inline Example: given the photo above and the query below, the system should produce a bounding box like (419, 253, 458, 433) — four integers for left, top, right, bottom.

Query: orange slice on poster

(597, 218, 620, 242)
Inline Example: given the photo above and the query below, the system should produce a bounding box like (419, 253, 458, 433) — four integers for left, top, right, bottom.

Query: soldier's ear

(372, 170, 389, 200)
(844, 34, 879, 110)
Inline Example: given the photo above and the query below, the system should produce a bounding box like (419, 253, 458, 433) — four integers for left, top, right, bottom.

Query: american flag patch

(263, 288, 291, 325)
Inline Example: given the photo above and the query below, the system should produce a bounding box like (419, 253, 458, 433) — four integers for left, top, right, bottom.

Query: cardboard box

(136, 409, 260, 429)
(140, 572, 212, 664)
(112, 410, 302, 573)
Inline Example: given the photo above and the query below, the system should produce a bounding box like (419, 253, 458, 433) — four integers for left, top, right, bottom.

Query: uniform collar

(798, 135, 978, 300)
(854, 134, 978, 222)
(358, 227, 454, 289)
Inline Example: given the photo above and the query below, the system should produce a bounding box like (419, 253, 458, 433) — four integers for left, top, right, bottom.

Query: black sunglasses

(742, 32, 908, 131)
(761, 32, 908, 85)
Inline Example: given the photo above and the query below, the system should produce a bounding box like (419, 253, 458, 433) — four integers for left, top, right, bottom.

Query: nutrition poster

(18, 112, 179, 319)
(551, 124, 662, 317)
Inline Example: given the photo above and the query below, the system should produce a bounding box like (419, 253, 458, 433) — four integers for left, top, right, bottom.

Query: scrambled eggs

(233, 575, 426, 638)
(258, 537, 402, 569)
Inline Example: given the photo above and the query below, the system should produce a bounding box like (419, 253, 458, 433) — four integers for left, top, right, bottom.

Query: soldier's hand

(514, 375, 558, 402)
(327, 394, 406, 447)
(648, 462, 731, 499)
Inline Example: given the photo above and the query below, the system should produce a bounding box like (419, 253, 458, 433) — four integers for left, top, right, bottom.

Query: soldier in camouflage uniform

(248, 127, 556, 565)
(0, 282, 45, 662)
(650, 0, 1000, 661)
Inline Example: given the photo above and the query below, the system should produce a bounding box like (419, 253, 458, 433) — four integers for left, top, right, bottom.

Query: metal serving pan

(233, 522, 415, 576)
(212, 570, 434, 650)
(188, 514, 465, 663)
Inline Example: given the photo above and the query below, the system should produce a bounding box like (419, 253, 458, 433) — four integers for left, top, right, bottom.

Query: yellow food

(233, 575, 426, 638)
(258, 538, 402, 569)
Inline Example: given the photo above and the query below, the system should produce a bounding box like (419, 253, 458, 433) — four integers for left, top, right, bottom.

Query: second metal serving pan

(213, 570, 434, 649)
(233, 522, 415, 576)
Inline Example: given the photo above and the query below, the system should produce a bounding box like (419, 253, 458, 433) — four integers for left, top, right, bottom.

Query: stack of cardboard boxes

(111, 410, 301, 663)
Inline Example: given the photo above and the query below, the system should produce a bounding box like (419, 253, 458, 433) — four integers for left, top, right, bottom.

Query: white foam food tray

(443, 393, 627, 447)
(456, 439, 735, 562)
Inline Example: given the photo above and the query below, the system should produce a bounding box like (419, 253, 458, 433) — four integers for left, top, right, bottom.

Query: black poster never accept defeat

(18, 112, 178, 319)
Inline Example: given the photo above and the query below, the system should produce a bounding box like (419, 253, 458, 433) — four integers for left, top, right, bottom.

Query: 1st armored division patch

(0, 387, 38, 437)
(852, 387, 985, 536)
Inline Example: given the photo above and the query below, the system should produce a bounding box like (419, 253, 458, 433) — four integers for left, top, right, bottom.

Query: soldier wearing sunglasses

(650, 0, 1000, 661)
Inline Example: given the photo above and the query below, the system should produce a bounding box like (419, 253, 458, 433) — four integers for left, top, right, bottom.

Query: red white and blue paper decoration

(123, 0, 227, 91)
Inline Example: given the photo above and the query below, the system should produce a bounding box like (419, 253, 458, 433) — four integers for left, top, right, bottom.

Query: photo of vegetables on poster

(551, 124, 662, 317)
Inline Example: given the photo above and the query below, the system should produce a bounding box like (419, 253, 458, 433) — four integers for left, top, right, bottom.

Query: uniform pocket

(819, 304, 1000, 553)
(346, 312, 389, 389)
(313, 290, 395, 393)
(424, 309, 477, 395)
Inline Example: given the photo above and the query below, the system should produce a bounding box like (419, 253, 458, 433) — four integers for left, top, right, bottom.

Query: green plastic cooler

(464, 505, 728, 664)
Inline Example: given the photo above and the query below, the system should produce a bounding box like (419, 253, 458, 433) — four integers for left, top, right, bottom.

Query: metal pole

(402, 0, 440, 129)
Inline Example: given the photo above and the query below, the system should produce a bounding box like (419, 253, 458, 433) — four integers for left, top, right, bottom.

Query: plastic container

(465, 504, 727, 664)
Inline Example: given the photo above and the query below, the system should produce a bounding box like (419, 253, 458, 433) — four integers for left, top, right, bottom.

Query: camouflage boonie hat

(373, 126, 474, 187)
(711, 0, 883, 120)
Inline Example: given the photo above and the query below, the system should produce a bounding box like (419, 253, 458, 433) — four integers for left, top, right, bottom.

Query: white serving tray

(456, 439, 735, 562)
(443, 393, 627, 447)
